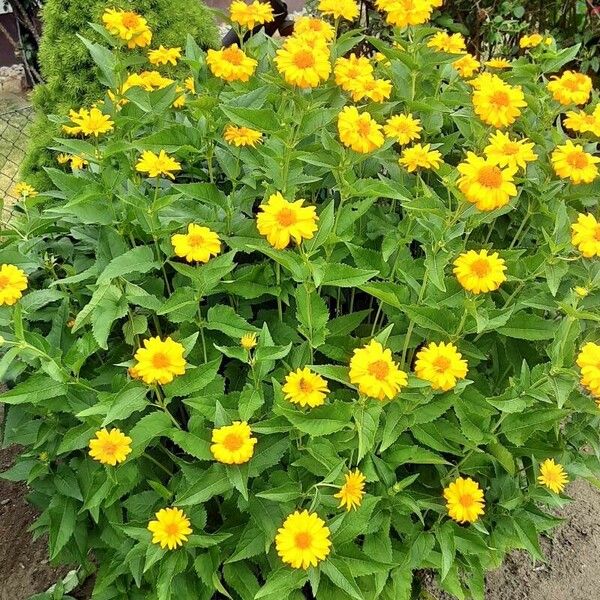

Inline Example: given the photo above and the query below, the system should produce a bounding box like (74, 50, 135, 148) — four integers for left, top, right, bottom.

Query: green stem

(143, 451, 174, 477)
(401, 271, 429, 368)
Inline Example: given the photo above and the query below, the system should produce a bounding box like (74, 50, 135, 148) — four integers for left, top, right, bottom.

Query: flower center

(122, 12, 141, 28)
(357, 120, 372, 136)
(294, 50, 315, 69)
(295, 531, 312, 549)
(276, 207, 297, 227)
(0, 275, 9, 288)
(223, 433, 244, 452)
(223, 47, 243, 65)
(502, 142, 519, 156)
(490, 90, 510, 106)
(459, 494, 474, 507)
(298, 378, 314, 393)
(368, 360, 389, 380)
(102, 442, 117, 456)
(470, 258, 491, 277)
(477, 165, 503, 188)
(564, 77, 583, 91)
(433, 356, 451, 372)
(152, 352, 170, 369)
(164, 522, 180, 536)
(188, 234, 205, 248)
(566, 150, 589, 169)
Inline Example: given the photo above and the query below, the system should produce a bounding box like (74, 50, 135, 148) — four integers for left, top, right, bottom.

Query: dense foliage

(3, 3, 600, 600)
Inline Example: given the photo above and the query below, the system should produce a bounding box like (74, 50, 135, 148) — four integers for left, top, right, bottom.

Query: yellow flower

(171, 224, 221, 263)
(564, 107, 600, 137)
(399, 143, 442, 172)
(0, 264, 27, 306)
(471, 73, 526, 128)
(453, 249, 507, 294)
(575, 286, 590, 298)
(275, 510, 332, 569)
(148, 45, 182, 66)
(172, 87, 187, 109)
(427, 31, 466, 54)
(381, 0, 433, 28)
(136, 150, 181, 179)
(210, 421, 257, 464)
(519, 33, 543, 49)
(294, 16, 335, 42)
(256, 192, 318, 250)
(283, 367, 329, 408)
(538, 459, 569, 494)
(551, 140, 600, 185)
(88, 428, 132, 466)
(206, 45, 257, 82)
(241, 332, 258, 350)
(230, 0, 274, 29)
(334, 469, 366, 511)
(548, 71, 593, 106)
(138, 70, 174, 90)
(443, 476, 485, 523)
(184, 77, 196, 94)
(148, 508, 192, 550)
(133, 336, 186, 385)
(349, 77, 393, 103)
(57, 153, 70, 165)
(374, 51, 391, 66)
(577, 342, 600, 399)
(349, 339, 408, 400)
(224, 124, 263, 147)
(485, 58, 511, 69)
(275, 37, 331, 89)
(70, 155, 88, 170)
(483, 130, 537, 171)
(457, 152, 517, 211)
(318, 0, 359, 20)
(63, 107, 114, 137)
(571, 213, 600, 258)
(12, 182, 38, 197)
(414, 341, 468, 391)
(334, 54, 373, 94)
(338, 106, 384, 154)
(384, 113, 422, 145)
(102, 8, 153, 48)
(453, 53, 480, 78)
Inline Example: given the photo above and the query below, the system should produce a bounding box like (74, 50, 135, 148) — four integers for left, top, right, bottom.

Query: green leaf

(321, 556, 365, 600)
(220, 105, 280, 132)
(254, 568, 308, 599)
(0, 375, 67, 405)
(97, 246, 158, 284)
(295, 286, 329, 348)
(436, 521, 456, 581)
(501, 409, 567, 446)
(497, 313, 557, 340)
(278, 402, 353, 436)
(103, 383, 149, 426)
(176, 465, 230, 506)
(168, 430, 212, 460)
(163, 358, 221, 398)
(206, 305, 258, 338)
(319, 264, 378, 288)
(129, 411, 173, 457)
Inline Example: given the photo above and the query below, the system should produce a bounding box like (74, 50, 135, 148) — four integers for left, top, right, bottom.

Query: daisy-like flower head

(224, 124, 263, 147)
(241, 332, 258, 350)
(70, 155, 88, 170)
(172, 87, 187, 109)
(12, 182, 38, 198)
(471, 74, 527, 129)
(283, 367, 329, 408)
(206, 45, 258, 82)
(338, 105, 385, 154)
(210, 421, 257, 464)
(384, 113, 422, 145)
(538, 459, 569, 494)
(148, 45, 182, 67)
(443, 476, 485, 523)
(571, 213, 600, 258)
(399, 143, 443, 172)
(483, 130, 537, 171)
(485, 58, 512, 69)
(334, 54, 373, 93)
(577, 341, 600, 399)
(230, 0, 274, 29)
(382, 0, 433, 28)
(88, 428, 132, 466)
(102, 8, 152, 48)
(275, 36, 331, 89)
(0, 264, 27, 306)
(57, 153, 70, 165)
(171, 224, 221, 263)
(520, 33, 543, 49)
(414, 341, 468, 391)
(136, 150, 181, 179)
(564, 108, 600, 137)
(184, 77, 196, 94)
(548, 71, 593, 106)
(317, 0, 359, 21)
(138, 70, 174, 90)
(457, 152, 518, 211)
(275, 510, 332, 569)
(63, 107, 114, 137)
(551, 140, 600, 185)
(453, 249, 507, 294)
(453, 53, 480, 79)
(293, 16, 335, 42)
(334, 469, 366, 511)
(148, 508, 192, 550)
(427, 31, 466, 54)
(349, 76, 393, 102)
(133, 336, 186, 385)
(256, 192, 318, 250)
(349, 339, 408, 400)
(575, 286, 590, 298)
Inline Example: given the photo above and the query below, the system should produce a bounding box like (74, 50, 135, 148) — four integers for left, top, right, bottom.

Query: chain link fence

(0, 105, 34, 216)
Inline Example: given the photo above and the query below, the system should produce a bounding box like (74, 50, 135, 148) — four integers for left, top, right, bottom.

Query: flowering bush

(3, 2, 600, 599)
